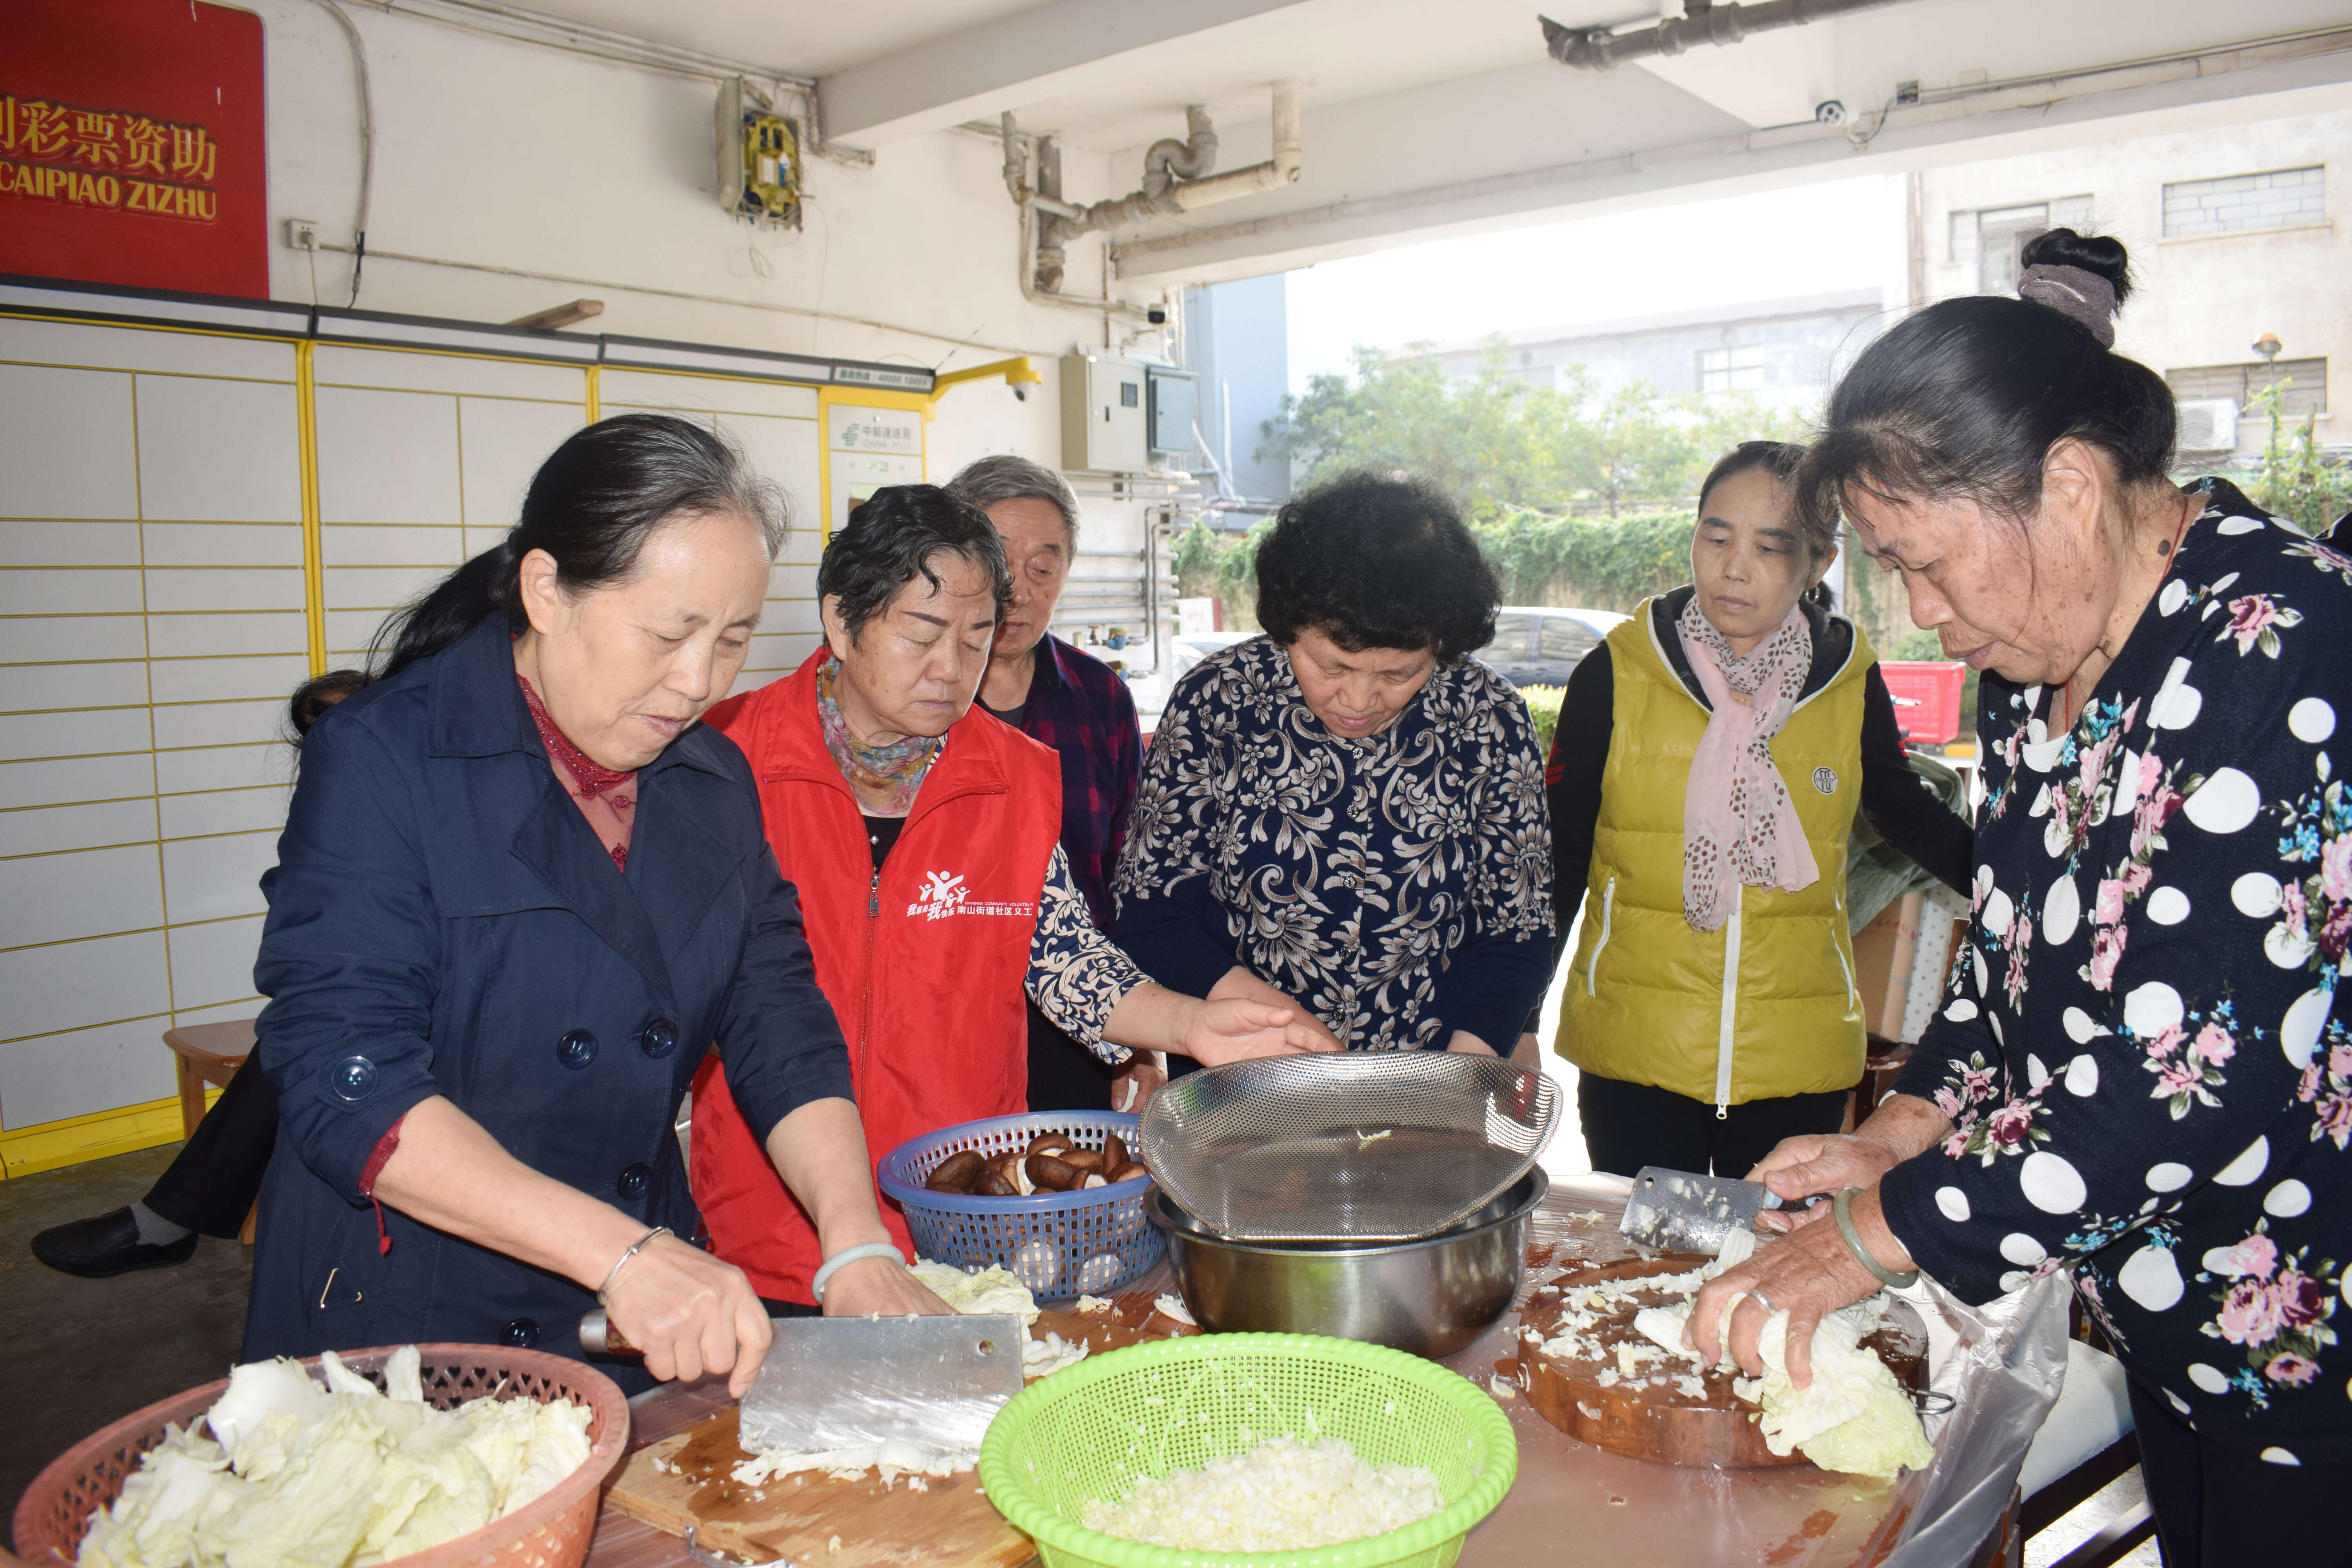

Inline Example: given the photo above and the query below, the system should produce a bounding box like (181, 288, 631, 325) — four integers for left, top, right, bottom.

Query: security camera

(1147, 306, 1168, 325)
(1814, 100, 1848, 126)
(1013, 385, 1029, 401)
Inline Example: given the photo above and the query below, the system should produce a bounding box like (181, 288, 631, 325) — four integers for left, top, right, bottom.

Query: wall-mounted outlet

(283, 217, 319, 250)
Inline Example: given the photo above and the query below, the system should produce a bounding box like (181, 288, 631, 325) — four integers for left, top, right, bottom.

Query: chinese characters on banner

(2, 0, 266, 298)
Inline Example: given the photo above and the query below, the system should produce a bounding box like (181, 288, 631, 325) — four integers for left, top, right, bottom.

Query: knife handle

(579, 1307, 638, 1355)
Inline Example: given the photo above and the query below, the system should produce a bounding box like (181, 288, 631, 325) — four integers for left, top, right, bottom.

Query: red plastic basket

(1879, 660, 1967, 745)
(11, 1344, 629, 1568)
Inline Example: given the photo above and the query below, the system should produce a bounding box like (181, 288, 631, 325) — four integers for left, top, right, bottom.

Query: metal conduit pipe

(1170, 81, 1300, 211)
(1541, 0, 1920, 71)
(1002, 84, 1301, 296)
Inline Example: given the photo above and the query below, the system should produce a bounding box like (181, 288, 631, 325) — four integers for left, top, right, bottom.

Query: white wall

(251, 0, 1161, 621)
(0, 2, 1176, 1138)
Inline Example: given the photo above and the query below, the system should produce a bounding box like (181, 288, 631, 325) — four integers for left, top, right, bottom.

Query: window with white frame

(2162, 166, 2325, 239)
(2165, 358, 2327, 417)
(1947, 194, 2095, 294)
(1698, 345, 1763, 394)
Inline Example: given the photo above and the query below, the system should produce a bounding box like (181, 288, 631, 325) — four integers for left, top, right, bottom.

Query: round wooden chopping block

(1513, 1254, 1929, 1469)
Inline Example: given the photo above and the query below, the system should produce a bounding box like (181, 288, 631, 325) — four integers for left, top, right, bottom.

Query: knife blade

(578, 1308, 1025, 1454)
(1619, 1165, 1782, 1255)
(739, 1313, 1026, 1455)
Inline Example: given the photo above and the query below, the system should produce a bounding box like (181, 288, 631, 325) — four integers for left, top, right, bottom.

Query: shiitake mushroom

(1102, 1132, 1130, 1169)
(1025, 1153, 1082, 1191)
(1059, 1148, 1104, 1173)
(978, 1169, 1018, 1196)
(1025, 1132, 1074, 1158)
(1107, 1160, 1150, 1183)
(924, 1149, 986, 1193)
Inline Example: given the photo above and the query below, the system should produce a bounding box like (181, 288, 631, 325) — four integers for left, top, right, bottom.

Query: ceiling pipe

(1541, 0, 1919, 71)
(1001, 83, 1301, 295)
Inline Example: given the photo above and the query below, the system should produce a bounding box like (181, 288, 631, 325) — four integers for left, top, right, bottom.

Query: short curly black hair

(1254, 470, 1499, 660)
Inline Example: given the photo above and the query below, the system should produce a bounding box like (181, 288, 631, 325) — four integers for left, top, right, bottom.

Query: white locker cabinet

(1060, 355, 1148, 474)
(0, 287, 870, 1156)
(0, 319, 309, 1133)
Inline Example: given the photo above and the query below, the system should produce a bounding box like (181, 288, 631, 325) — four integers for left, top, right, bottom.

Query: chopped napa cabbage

(1630, 1281, 1933, 1479)
(76, 1350, 592, 1568)
(904, 1261, 1040, 1327)
(1747, 1308, 1934, 1478)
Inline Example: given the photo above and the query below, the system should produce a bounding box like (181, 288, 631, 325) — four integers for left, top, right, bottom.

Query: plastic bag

(1869, 1268, 2074, 1566)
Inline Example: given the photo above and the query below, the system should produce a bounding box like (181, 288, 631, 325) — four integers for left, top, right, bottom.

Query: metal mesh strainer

(1138, 1052, 1561, 1243)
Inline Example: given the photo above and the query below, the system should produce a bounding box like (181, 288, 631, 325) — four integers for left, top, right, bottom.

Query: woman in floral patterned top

(1114, 471, 1555, 1062)
(1690, 229, 2352, 1560)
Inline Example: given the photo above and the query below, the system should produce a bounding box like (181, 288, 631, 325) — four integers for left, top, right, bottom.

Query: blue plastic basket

(878, 1112, 1164, 1301)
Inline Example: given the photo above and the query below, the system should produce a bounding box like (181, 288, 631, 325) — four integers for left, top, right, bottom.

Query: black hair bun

(2019, 227, 2132, 303)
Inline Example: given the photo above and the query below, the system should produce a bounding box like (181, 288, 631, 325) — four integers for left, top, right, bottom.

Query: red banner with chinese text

(1, 0, 267, 299)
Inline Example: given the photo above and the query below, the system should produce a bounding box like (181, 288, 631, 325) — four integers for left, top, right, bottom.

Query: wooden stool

(161, 1018, 260, 1245)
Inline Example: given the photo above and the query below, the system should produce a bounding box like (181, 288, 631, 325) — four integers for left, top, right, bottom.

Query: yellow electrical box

(717, 78, 800, 228)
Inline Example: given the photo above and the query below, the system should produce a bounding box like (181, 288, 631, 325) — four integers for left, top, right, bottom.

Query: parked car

(1167, 630, 1257, 682)
(1474, 606, 1625, 689)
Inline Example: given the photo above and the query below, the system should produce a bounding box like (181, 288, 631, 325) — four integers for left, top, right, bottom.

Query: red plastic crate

(1879, 660, 1967, 745)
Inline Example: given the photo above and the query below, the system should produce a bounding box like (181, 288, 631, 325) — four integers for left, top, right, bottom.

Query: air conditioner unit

(2176, 397, 2239, 452)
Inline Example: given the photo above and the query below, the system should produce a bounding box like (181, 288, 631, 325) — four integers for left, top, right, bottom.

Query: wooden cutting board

(604, 1299, 1196, 1567)
(1509, 1255, 1929, 1470)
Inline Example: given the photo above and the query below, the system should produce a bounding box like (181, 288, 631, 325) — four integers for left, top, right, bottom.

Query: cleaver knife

(581, 1308, 1025, 1454)
(1619, 1165, 1783, 1255)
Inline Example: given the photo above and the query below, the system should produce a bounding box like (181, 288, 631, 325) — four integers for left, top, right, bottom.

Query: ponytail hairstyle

(365, 413, 785, 684)
(1694, 439, 1838, 611)
(1796, 229, 2173, 545)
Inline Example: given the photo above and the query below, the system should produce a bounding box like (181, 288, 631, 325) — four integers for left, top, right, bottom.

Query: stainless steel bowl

(1146, 1167, 1548, 1357)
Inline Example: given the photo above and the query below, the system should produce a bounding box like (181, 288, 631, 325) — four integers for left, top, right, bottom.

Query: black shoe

(30, 1207, 199, 1278)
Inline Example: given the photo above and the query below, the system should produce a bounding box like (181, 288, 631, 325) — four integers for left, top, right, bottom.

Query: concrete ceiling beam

(816, 0, 1319, 146)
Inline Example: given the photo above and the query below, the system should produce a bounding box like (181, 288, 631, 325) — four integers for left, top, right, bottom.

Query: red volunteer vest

(689, 651, 1063, 1302)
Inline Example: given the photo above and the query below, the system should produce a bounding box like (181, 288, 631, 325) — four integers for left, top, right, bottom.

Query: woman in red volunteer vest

(690, 485, 1333, 1309)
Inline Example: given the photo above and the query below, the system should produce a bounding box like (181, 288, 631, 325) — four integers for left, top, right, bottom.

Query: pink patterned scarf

(1677, 597, 1819, 932)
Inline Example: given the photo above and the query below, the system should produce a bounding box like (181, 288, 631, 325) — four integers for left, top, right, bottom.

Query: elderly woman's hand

(1747, 1094, 1955, 1232)
(820, 1255, 958, 1319)
(601, 1231, 778, 1397)
(1687, 1217, 1887, 1387)
(1111, 1055, 1167, 1113)
(1747, 1136, 1896, 1232)
(1210, 967, 1346, 1053)
(1178, 996, 1343, 1065)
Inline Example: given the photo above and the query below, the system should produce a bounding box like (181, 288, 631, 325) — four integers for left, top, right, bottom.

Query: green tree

(2247, 377, 2352, 534)
(1261, 338, 1808, 521)
(1222, 335, 1820, 621)
(1257, 343, 1561, 515)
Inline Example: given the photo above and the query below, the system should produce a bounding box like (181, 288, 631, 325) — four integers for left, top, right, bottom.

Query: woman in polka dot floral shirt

(1689, 229, 2352, 1562)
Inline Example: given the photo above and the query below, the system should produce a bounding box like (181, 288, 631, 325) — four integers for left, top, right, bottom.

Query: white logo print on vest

(914, 871, 968, 917)
(907, 870, 1036, 922)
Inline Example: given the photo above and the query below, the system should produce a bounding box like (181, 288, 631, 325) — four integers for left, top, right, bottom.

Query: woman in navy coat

(242, 415, 945, 1396)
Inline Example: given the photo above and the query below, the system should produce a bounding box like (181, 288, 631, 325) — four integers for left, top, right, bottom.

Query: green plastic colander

(977, 1332, 1517, 1568)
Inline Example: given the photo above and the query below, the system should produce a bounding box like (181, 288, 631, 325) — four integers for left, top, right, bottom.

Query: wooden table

(584, 1180, 2009, 1568)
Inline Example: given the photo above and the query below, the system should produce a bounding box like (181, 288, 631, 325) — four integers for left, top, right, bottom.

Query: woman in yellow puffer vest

(1526, 442, 1972, 1178)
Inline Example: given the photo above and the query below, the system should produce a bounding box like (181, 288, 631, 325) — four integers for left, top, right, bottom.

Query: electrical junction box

(717, 78, 801, 228)
(1061, 355, 1149, 473)
(1146, 365, 1198, 460)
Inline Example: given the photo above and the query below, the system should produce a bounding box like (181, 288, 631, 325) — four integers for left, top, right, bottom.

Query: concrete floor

(0, 1143, 252, 1533)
